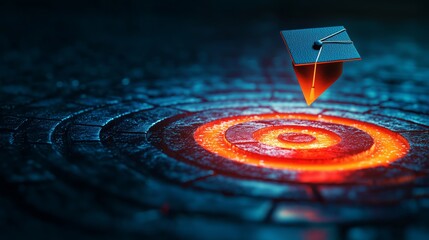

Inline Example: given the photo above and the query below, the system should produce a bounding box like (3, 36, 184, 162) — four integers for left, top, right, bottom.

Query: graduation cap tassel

(319, 28, 347, 41)
(322, 40, 353, 44)
(310, 45, 323, 103)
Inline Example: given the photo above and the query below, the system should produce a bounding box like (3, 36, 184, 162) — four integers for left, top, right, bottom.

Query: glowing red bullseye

(278, 133, 316, 143)
(193, 113, 410, 171)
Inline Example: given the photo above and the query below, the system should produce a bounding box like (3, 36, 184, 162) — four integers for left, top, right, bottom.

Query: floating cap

(281, 26, 361, 66)
(280, 26, 361, 105)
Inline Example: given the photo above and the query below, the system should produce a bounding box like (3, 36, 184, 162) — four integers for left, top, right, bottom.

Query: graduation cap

(280, 26, 361, 105)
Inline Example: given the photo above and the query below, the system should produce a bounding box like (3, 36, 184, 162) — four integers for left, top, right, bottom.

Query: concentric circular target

(194, 113, 410, 171)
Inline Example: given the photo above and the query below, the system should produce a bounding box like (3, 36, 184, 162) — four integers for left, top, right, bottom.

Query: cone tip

(305, 98, 315, 106)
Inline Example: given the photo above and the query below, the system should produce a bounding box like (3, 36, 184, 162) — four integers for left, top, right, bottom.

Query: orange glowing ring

(193, 113, 410, 172)
(225, 119, 374, 161)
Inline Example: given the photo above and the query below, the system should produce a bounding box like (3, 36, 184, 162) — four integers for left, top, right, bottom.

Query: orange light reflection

(193, 113, 409, 172)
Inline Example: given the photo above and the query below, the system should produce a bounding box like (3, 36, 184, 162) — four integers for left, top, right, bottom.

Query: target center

(277, 132, 316, 143)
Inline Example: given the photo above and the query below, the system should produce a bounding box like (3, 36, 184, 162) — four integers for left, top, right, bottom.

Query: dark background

(1, 0, 427, 19)
(1, 0, 428, 89)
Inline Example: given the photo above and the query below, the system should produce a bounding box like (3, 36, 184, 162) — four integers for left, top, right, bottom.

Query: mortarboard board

(280, 26, 361, 105)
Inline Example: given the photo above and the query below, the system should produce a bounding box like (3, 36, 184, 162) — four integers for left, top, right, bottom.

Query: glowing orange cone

(293, 62, 343, 105)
